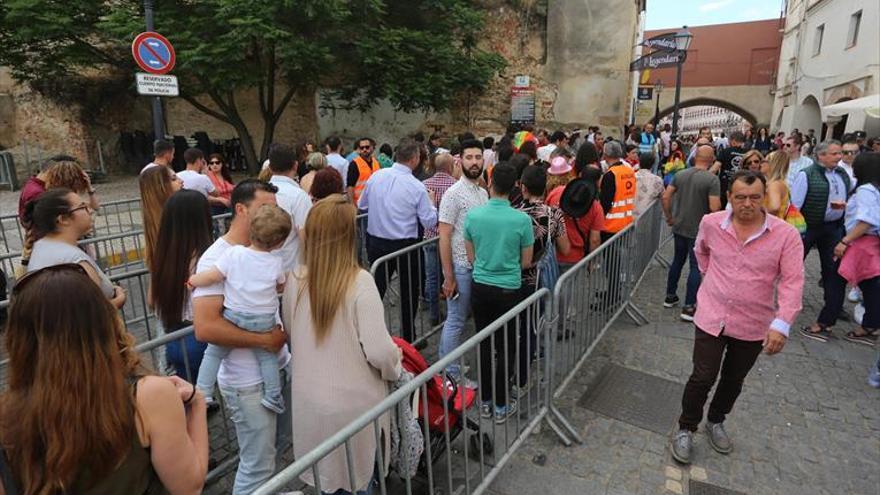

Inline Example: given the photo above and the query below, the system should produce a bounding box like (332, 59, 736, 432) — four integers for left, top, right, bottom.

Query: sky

(645, 0, 784, 30)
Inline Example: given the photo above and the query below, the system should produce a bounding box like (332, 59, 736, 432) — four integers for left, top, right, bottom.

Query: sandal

(844, 329, 878, 346)
(799, 325, 831, 343)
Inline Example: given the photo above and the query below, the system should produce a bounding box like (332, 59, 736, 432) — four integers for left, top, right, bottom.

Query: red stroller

(393, 337, 493, 472)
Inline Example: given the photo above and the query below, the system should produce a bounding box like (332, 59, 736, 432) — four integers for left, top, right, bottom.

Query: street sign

(637, 86, 654, 100)
(136, 73, 179, 97)
(641, 32, 681, 51)
(132, 32, 176, 75)
(629, 50, 687, 71)
(511, 87, 536, 124)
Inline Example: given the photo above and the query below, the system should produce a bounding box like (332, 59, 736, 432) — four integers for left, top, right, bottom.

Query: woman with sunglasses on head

(760, 150, 791, 218)
(205, 153, 235, 215)
(24, 188, 126, 309)
(0, 265, 208, 495)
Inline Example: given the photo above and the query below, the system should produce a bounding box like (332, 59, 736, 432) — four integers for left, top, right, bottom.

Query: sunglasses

(209, 160, 222, 165)
(13, 263, 88, 296)
(842, 150, 859, 156)
(358, 146, 372, 150)
(745, 159, 761, 165)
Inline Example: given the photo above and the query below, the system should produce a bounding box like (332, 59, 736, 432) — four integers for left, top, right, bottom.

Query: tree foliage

(0, 0, 505, 172)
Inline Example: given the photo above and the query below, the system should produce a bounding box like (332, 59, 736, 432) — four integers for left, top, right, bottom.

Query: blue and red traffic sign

(132, 32, 176, 75)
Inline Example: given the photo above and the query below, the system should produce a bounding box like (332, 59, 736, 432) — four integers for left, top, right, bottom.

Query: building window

(812, 24, 824, 56)
(847, 11, 862, 48)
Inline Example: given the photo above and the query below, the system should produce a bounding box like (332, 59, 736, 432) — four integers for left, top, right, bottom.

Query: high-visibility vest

(603, 164, 636, 233)
(353, 156, 380, 203)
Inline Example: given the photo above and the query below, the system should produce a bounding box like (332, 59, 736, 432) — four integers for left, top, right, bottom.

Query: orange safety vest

(352, 156, 380, 203)
(603, 164, 636, 232)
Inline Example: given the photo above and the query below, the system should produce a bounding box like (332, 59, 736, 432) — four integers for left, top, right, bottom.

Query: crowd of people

(0, 120, 878, 494)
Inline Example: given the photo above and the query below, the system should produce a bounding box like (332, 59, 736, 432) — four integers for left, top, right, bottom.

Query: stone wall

(1, 0, 643, 183)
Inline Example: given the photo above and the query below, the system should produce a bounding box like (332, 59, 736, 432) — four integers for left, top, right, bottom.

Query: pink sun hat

(547, 156, 573, 176)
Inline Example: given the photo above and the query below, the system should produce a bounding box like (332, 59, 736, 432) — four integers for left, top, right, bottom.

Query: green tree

(0, 0, 505, 173)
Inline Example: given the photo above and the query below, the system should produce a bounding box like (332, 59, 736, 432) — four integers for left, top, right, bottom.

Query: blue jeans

(439, 264, 473, 377)
(665, 234, 700, 306)
(220, 366, 292, 495)
(423, 243, 441, 322)
(162, 321, 207, 383)
(197, 309, 284, 414)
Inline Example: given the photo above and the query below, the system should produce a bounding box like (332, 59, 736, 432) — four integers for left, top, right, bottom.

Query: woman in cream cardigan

(282, 194, 402, 495)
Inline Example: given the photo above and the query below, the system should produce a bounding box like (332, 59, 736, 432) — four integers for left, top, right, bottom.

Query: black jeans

(600, 231, 625, 303)
(367, 234, 421, 343)
(802, 220, 846, 326)
(472, 282, 528, 407)
(859, 276, 880, 329)
(679, 327, 763, 431)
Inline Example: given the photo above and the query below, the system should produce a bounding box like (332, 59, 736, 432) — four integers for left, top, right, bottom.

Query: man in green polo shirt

(464, 162, 534, 424)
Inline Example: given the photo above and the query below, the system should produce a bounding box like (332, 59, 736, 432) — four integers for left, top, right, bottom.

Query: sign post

(135, 0, 175, 139)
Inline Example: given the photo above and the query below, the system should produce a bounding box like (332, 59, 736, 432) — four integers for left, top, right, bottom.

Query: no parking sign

(131, 31, 176, 75)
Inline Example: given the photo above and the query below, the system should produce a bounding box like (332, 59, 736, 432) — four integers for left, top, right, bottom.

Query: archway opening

(826, 97, 853, 140)
(657, 104, 753, 140)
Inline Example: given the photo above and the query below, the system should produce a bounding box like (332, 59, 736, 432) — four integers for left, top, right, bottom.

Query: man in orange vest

(346, 137, 380, 204)
(596, 140, 637, 306)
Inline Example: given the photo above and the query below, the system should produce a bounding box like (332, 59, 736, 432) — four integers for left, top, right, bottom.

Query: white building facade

(771, 0, 879, 138)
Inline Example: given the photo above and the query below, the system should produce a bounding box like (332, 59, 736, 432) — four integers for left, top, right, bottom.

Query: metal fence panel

(254, 289, 551, 495)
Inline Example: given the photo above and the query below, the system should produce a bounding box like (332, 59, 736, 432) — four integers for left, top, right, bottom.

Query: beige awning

(821, 94, 880, 121)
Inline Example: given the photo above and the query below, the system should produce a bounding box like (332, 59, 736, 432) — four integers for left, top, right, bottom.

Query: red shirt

(18, 176, 46, 222)
(546, 185, 606, 264)
(694, 210, 804, 341)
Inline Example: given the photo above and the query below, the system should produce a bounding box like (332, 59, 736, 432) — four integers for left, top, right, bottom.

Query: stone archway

(797, 95, 822, 136)
(655, 97, 758, 126)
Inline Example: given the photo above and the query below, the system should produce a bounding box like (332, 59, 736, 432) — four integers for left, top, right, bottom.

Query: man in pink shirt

(671, 171, 805, 465)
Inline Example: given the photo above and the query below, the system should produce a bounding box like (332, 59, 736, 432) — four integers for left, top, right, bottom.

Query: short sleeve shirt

(438, 177, 488, 268)
(464, 198, 534, 289)
(546, 186, 605, 263)
(516, 199, 566, 287)
(845, 184, 880, 235)
(670, 167, 721, 239)
(28, 239, 114, 298)
(214, 245, 286, 314)
(716, 146, 745, 193)
(177, 170, 216, 198)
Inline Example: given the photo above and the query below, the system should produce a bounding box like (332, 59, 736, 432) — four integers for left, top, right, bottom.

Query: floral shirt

(516, 199, 566, 288)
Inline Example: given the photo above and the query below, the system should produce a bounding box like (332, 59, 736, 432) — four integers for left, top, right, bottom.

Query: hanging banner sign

(630, 50, 687, 71)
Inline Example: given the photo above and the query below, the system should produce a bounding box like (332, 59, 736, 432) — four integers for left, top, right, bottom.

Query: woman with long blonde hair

(760, 150, 791, 217)
(281, 195, 401, 495)
(0, 265, 208, 494)
(139, 166, 182, 270)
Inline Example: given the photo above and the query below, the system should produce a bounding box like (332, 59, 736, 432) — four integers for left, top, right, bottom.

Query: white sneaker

(848, 287, 862, 303)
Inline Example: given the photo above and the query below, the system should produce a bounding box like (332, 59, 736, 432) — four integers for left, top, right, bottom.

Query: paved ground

(487, 245, 880, 495)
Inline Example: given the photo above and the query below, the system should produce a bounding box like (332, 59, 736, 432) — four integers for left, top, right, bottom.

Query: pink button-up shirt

(694, 210, 805, 341)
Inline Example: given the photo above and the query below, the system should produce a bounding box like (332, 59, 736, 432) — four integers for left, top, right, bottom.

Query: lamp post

(652, 80, 663, 128)
(143, 0, 166, 139)
(670, 26, 693, 139)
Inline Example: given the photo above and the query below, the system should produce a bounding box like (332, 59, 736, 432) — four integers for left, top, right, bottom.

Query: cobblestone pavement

(488, 246, 880, 495)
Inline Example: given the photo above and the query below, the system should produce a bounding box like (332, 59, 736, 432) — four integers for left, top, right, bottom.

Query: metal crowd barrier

(254, 288, 551, 495)
(543, 200, 667, 444)
(369, 237, 441, 348)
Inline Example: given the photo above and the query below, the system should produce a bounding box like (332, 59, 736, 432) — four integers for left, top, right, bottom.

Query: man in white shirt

(537, 130, 568, 162)
(177, 148, 229, 209)
(784, 134, 814, 188)
(264, 144, 312, 273)
(192, 179, 289, 494)
(838, 138, 859, 184)
(140, 139, 174, 175)
(325, 135, 349, 182)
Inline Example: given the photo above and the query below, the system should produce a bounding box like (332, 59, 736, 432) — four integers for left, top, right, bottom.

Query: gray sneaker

(671, 429, 693, 464)
(706, 421, 732, 454)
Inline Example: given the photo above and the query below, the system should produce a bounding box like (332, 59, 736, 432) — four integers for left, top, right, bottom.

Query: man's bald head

(434, 152, 454, 174)
(696, 137, 711, 147)
(694, 145, 716, 168)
